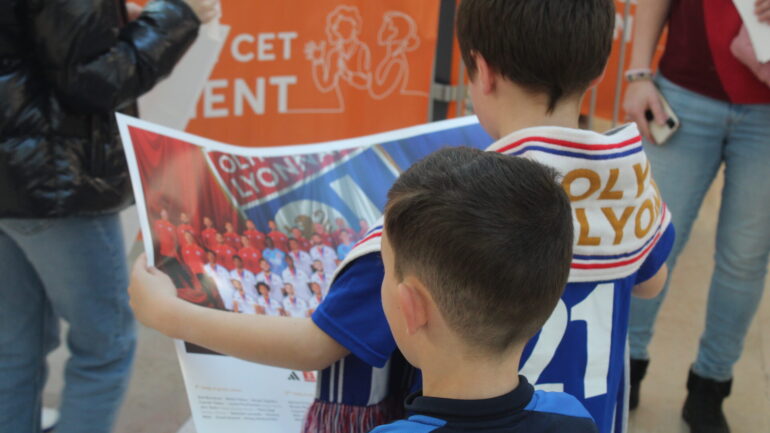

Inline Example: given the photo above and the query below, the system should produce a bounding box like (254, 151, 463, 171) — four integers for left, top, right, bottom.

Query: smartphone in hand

(644, 86, 680, 145)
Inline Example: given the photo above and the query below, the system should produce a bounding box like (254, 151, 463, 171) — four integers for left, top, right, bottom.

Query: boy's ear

(473, 51, 497, 94)
(397, 280, 429, 335)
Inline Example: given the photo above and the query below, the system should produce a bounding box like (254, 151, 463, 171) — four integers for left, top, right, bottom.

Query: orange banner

(155, 1, 442, 146)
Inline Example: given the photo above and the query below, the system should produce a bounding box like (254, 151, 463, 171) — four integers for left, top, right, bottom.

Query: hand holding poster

(117, 114, 492, 433)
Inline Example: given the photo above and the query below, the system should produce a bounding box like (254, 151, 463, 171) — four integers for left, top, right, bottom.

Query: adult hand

(757, 0, 770, 24)
(183, 0, 220, 24)
(126, 2, 143, 21)
(129, 253, 184, 336)
(622, 80, 667, 144)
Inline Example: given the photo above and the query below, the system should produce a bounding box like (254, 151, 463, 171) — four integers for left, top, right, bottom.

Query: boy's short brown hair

(385, 147, 573, 354)
(456, 0, 615, 112)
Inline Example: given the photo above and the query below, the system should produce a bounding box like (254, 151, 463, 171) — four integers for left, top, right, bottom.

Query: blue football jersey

(520, 225, 674, 433)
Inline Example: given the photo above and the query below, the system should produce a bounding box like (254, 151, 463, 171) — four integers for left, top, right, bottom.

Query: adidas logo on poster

(287, 371, 301, 381)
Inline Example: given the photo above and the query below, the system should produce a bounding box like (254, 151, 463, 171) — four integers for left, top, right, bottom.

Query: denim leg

(628, 75, 728, 361)
(0, 224, 60, 433)
(693, 103, 770, 381)
(0, 214, 135, 433)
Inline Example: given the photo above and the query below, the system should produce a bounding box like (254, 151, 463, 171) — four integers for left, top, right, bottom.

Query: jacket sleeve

(26, 0, 200, 113)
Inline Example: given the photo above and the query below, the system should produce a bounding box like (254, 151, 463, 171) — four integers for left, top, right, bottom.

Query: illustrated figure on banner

(299, 5, 425, 113)
(369, 11, 426, 100)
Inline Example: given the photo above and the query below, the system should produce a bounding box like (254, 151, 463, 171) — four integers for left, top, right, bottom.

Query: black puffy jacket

(0, 0, 200, 218)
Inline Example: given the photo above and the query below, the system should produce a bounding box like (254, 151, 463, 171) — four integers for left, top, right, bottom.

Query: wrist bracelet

(625, 68, 654, 82)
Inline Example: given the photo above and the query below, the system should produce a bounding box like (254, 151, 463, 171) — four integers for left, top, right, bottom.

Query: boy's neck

(420, 345, 523, 401)
(491, 88, 583, 140)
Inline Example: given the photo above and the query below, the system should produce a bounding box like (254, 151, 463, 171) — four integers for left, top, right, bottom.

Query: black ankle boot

(682, 369, 731, 433)
(629, 358, 649, 410)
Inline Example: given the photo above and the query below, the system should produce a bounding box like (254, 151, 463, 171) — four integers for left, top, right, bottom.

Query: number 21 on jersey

(520, 283, 615, 400)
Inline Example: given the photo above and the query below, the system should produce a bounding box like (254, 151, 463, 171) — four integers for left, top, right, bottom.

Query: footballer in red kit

(223, 221, 241, 249)
(200, 216, 219, 250)
(154, 209, 177, 258)
(181, 231, 205, 275)
(238, 235, 263, 274)
(176, 212, 196, 244)
(213, 233, 237, 270)
(243, 220, 266, 251)
(267, 220, 289, 252)
(154, 209, 194, 288)
(290, 227, 311, 250)
(312, 222, 334, 247)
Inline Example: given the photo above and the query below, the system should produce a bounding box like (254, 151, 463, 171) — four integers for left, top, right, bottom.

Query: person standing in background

(623, 1, 770, 432)
(0, 0, 219, 432)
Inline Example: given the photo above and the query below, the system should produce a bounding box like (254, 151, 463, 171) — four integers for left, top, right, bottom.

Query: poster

(117, 114, 492, 433)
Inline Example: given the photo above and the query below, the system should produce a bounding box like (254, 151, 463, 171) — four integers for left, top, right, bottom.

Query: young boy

(374, 147, 596, 432)
(129, 1, 673, 432)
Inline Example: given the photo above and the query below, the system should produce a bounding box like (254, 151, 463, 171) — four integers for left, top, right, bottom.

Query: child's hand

(622, 80, 667, 144)
(129, 253, 184, 336)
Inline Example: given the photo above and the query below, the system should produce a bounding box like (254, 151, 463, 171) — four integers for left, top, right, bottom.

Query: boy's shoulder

(517, 391, 598, 433)
(369, 392, 598, 433)
(370, 415, 446, 433)
(524, 389, 595, 422)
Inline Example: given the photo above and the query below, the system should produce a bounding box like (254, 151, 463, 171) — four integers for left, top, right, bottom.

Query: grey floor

(42, 172, 770, 432)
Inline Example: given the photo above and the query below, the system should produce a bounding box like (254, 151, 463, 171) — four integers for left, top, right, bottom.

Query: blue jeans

(0, 214, 136, 433)
(629, 75, 770, 381)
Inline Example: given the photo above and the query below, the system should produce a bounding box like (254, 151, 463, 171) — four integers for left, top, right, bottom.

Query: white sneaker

(41, 407, 59, 432)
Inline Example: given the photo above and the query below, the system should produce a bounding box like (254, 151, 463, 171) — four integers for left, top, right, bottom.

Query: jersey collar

(485, 123, 639, 154)
(405, 375, 533, 420)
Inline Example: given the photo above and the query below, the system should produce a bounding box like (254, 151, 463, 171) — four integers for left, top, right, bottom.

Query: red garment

(182, 243, 206, 274)
(213, 244, 237, 270)
(318, 233, 334, 248)
(201, 227, 218, 250)
(176, 223, 196, 243)
(224, 232, 241, 249)
(268, 230, 289, 252)
(238, 246, 262, 274)
(297, 236, 311, 251)
(154, 219, 177, 257)
(660, 0, 770, 103)
(244, 229, 266, 251)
